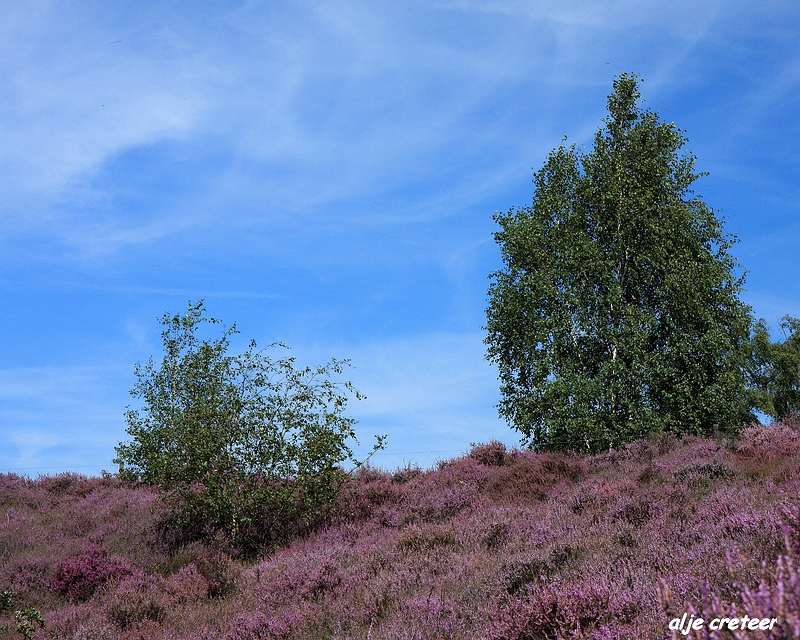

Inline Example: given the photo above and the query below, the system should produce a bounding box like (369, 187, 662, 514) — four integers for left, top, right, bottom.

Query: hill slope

(2, 419, 800, 639)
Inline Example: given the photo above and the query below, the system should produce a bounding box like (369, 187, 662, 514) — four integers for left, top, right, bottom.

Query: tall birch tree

(485, 74, 753, 452)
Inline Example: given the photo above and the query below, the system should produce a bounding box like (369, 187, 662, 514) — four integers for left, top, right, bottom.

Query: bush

(0, 589, 12, 613)
(14, 608, 45, 639)
(50, 545, 133, 602)
(222, 611, 292, 640)
(660, 555, 800, 639)
(165, 564, 209, 603)
(488, 579, 640, 639)
(114, 301, 384, 557)
(470, 440, 508, 467)
(103, 572, 166, 630)
(193, 548, 239, 598)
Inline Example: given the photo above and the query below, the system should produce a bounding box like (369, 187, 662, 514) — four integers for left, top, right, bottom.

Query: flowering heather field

(3, 419, 800, 639)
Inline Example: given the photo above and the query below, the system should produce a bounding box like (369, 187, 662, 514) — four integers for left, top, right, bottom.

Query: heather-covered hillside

(3, 419, 800, 639)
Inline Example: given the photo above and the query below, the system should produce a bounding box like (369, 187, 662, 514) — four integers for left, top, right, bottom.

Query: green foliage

(0, 589, 13, 614)
(2, 589, 45, 639)
(114, 301, 383, 557)
(485, 74, 753, 453)
(14, 609, 44, 639)
(747, 316, 800, 420)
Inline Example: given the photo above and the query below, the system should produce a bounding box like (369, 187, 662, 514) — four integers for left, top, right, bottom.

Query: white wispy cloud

(291, 330, 514, 469)
(0, 7, 211, 206)
(0, 0, 755, 260)
(0, 365, 131, 474)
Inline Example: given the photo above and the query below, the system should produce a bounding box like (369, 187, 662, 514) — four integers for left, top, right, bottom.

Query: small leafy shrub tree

(485, 74, 753, 452)
(747, 315, 800, 420)
(114, 301, 382, 557)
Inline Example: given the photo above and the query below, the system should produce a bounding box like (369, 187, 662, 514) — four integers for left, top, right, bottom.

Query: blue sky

(1, 0, 799, 475)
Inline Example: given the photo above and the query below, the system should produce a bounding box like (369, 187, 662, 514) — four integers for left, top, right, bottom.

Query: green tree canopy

(747, 316, 800, 421)
(485, 74, 753, 453)
(114, 301, 383, 556)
